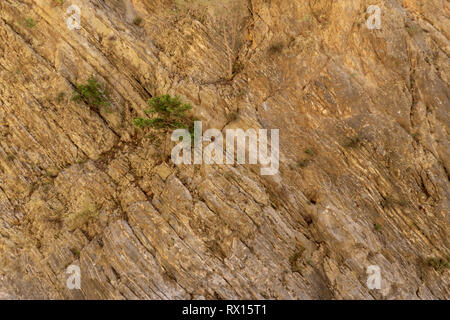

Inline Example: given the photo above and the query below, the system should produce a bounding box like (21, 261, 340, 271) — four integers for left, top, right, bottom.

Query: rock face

(0, 0, 448, 300)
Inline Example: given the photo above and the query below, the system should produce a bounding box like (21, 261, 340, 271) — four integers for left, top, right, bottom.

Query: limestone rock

(0, 0, 448, 299)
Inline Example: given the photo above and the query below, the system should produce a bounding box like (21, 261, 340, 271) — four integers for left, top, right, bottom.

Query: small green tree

(72, 75, 110, 110)
(133, 95, 195, 159)
(133, 94, 193, 130)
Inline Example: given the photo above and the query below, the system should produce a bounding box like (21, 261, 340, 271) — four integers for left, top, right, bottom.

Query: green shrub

(426, 257, 450, 271)
(406, 24, 421, 36)
(70, 248, 80, 258)
(24, 18, 36, 28)
(374, 223, 382, 232)
(232, 60, 244, 75)
(268, 42, 284, 55)
(289, 246, 305, 273)
(297, 159, 310, 168)
(56, 91, 65, 103)
(72, 76, 110, 110)
(133, 94, 193, 131)
(227, 111, 239, 123)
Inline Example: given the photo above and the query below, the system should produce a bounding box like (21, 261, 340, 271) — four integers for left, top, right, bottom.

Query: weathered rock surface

(0, 0, 448, 299)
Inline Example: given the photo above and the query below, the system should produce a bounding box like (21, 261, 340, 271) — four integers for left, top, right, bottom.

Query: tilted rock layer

(0, 0, 449, 299)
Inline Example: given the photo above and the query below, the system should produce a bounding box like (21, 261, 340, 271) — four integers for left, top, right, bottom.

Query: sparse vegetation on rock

(297, 159, 310, 168)
(133, 94, 193, 131)
(133, 17, 143, 26)
(426, 257, 450, 271)
(289, 246, 305, 273)
(23, 18, 36, 28)
(268, 42, 284, 55)
(71, 75, 110, 111)
(1, 0, 449, 300)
